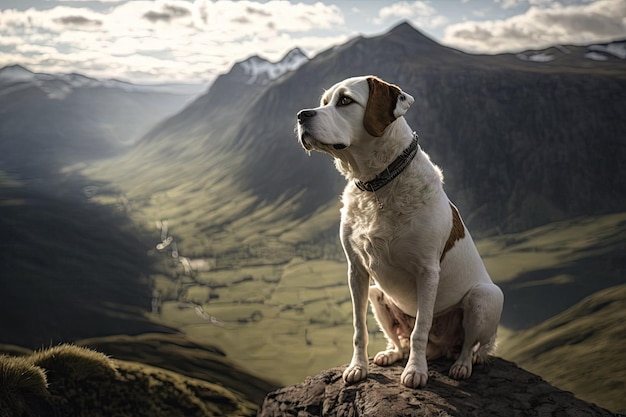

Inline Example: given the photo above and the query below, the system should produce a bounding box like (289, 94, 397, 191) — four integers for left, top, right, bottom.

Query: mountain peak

(386, 20, 442, 47)
(281, 47, 308, 61)
(389, 20, 417, 34)
(0, 64, 35, 82)
(237, 48, 308, 85)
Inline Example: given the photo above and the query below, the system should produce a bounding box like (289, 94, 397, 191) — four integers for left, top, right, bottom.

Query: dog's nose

(297, 109, 316, 122)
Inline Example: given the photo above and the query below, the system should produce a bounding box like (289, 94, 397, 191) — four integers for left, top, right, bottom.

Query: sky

(0, 0, 624, 84)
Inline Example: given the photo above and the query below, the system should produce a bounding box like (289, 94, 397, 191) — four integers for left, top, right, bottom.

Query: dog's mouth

(297, 126, 348, 155)
(299, 134, 348, 155)
(298, 130, 315, 152)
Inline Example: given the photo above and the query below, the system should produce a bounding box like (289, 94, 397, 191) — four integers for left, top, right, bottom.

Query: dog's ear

(364, 76, 414, 137)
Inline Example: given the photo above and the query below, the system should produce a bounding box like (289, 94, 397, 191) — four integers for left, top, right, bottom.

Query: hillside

(498, 284, 626, 413)
(0, 344, 257, 417)
(75, 23, 626, 406)
(75, 332, 277, 404)
(0, 65, 201, 177)
(0, 172, 173, 348)
(0, 67, 201, 347)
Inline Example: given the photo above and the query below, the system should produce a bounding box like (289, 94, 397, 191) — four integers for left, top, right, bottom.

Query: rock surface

(257, 357, 619, 417)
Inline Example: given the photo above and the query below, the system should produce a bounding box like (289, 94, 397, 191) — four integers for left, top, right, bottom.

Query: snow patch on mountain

(240, 48, 308, 85)
(585, 52, 609, 61)
(588, 42, 626, 60)
(516, 52, 555, 62)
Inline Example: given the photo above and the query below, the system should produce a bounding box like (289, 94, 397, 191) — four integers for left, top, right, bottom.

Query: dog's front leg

(401, 266, 439, 388)
(343, 259, 370, 384)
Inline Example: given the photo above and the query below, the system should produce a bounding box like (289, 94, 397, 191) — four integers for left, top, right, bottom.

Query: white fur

(296, 76, 504, 388)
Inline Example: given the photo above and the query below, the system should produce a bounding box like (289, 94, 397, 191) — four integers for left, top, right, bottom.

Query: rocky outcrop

(257, 357, 619, 417)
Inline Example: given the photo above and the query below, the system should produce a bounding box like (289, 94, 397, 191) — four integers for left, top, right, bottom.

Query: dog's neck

(334, 120, 416, 185)
(354, 132, 418, 192)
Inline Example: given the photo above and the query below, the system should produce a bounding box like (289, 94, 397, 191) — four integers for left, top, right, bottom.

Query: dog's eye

(337, 96, 354, 107)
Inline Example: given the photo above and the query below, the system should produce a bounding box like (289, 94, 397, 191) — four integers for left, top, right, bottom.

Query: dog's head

(296, 76, 414, 154)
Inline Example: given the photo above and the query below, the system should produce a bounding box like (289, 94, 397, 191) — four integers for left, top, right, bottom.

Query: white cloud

(374, 1, 448, 29)
(0, 1, 345, 83)
(442, 0, 626, 53)
(496, 0, 526, 9)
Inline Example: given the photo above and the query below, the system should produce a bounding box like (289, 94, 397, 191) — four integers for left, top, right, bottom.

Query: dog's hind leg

(369, 285, 412, 366)
(449, 282, 504, 379)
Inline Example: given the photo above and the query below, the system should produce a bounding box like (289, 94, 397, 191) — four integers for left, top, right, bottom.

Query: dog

(295, 76, 504, 388)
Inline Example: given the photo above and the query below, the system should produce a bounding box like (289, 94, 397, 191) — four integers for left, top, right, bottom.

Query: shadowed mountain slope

(0, 175, 173, 348)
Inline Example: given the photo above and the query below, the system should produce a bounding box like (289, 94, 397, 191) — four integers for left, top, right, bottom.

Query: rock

(257, 357, 619, 417)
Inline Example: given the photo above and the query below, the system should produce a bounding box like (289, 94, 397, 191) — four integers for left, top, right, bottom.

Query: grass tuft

(0, 343, 257, 416)
(30, 344, 119, 381)
(0, 354, 49, 417)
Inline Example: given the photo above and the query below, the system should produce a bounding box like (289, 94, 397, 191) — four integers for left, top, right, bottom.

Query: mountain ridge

(88, 22, 626, 246)
(0, 64, 205, 99)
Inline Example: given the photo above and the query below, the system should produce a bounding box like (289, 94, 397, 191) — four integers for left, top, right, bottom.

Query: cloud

(0, 1, 346, 83)
(54, 15, 102, 26)
(374, 1, 448, 29)
(442, 0, 626, 53)
(144, 3, 192, 22)
(496, 0, 526, 9)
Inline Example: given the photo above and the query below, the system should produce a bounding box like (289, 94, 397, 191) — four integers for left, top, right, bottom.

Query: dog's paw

(343, 364, 368, 384)
(449, 361, 472, 380)
(374, 349, 404, 366)
(400, 363, 428, 388)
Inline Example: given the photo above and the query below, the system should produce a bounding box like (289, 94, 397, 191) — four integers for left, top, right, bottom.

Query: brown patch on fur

(364, 76, 401, 137)
(440, 202, 465, 263)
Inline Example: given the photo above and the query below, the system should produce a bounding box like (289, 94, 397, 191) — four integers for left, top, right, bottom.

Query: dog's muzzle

(297, 109, 317, 150)
(297, 109, 348, 151)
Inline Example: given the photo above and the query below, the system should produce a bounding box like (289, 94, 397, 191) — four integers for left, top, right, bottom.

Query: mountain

(0, 65, 203, 177)
(0, 66, 203, 347)
(90, 21, 626, 252)
(3, 22, 625, 411)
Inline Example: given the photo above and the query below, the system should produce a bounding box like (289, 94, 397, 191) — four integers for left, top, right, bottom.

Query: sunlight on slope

(477, 212, 626, 284)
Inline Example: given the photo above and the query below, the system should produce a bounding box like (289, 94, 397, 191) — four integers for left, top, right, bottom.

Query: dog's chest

(347, 209, 412, 278)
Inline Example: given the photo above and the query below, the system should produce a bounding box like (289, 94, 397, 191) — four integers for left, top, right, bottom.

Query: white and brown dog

(296, 76, 504, 388)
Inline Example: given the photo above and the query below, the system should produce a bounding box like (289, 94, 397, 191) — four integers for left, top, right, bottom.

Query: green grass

(152, 258, 384, 384)
(498, 285, 626, 414)
(0, 344, 257, 417)
(68, 162, 626, 410)
(477, 212, 626, 284)
(0, 355, 49, 417)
